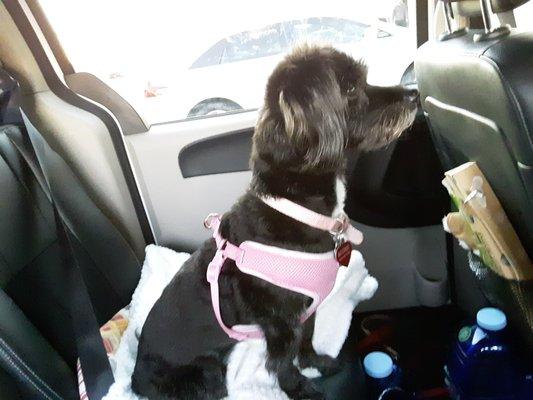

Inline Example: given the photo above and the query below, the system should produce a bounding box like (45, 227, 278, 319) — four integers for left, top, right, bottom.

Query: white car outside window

(39, 0, 417, 125)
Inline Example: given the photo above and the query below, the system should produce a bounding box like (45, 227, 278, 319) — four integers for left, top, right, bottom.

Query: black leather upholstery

(0, 125, 78, 399)
(452, 0, 530, 14)
(0, 289, 77, 400)
(485, 0, 529, 13)
(0, 68, 143, 398)
(415, 27, 533, 345)
(21, 114, 143, 319)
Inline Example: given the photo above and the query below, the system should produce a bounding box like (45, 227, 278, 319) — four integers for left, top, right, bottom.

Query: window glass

(288, 17, 369, 45)
(221, 23, 288, 64)
(39, 0, 416, 125)
(515, 1, 533, 28)
(191, 40, 227, 69)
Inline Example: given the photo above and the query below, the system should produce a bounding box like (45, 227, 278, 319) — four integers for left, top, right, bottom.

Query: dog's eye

(347, 86, 356, 95)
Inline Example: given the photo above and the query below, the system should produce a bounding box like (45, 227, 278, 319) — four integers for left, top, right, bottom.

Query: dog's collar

(259, 196, 363, 245)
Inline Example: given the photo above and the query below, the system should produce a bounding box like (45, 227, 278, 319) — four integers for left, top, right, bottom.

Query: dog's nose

(404, 88, 419, 103)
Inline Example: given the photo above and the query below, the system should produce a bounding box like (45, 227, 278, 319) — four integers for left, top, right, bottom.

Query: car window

(288, 17, 369, 45)
(515, 1, 533, 28)
(39, 0, 417, 125)
(195, 17, 371, 68)
(221, 23, 289, 64)
(190, 39, 227, 69)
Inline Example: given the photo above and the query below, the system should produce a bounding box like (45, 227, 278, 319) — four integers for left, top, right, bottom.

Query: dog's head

(252, 45, 418, 173)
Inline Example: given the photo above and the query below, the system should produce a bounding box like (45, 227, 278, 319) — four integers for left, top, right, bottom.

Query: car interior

(0, 0, 532, 399)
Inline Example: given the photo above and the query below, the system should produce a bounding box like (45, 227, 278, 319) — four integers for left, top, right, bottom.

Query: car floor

(315, 305, 466, 399)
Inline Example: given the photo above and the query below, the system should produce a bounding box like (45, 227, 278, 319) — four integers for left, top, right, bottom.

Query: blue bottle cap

(476, 307, 507, 331)
(363, 351, 394, 379)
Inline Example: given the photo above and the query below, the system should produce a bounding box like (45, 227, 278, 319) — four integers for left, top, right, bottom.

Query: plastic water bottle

(445, 307, 531, 399)
(363, 351, 412, 399)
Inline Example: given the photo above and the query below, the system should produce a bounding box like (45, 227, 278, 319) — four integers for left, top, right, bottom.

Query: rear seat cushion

(77, 309, 128, 400)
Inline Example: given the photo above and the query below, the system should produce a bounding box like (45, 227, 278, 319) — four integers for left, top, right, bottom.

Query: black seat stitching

(0, 338, 63, 400)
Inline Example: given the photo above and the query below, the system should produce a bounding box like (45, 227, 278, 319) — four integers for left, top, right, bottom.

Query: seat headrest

(451, 0, 530, 17)
(452, 0, 482, 17)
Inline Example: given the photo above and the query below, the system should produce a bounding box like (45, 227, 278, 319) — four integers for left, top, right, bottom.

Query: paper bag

(442, 162, 533, 281)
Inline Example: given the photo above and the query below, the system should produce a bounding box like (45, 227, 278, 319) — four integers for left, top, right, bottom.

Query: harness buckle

(329, 215, 348, 236)
(204, 213, 220, 229)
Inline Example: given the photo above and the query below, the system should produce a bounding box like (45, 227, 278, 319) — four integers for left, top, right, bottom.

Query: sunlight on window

(39, 0, 416, 124)
(515, 1, 533, 28)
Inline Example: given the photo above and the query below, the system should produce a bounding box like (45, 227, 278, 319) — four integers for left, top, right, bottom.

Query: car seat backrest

(0, 123, 80, 398)
(416, 0, 533, 346)
(416, 31, 533, 257)
(0, 68, 142, 397)
(21, 112, 143, 316)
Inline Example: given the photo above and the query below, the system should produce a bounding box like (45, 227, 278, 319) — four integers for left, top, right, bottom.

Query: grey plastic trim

(65, 72, 148, 135)
(178, 128, 253, 178)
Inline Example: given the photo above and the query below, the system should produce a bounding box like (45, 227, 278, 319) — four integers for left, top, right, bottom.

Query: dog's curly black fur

(132, 45, 418, 400)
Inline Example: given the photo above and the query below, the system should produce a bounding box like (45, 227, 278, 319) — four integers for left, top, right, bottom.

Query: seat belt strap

(21, 115, 114, 400)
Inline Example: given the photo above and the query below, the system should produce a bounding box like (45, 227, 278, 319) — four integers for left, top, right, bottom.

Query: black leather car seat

(415, 0, 533, 345)
(0, 68, 142, 398)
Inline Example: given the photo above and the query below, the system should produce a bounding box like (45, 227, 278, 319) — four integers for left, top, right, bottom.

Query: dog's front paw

(300, 353, 341, 377)
(316, 355, 341, 377)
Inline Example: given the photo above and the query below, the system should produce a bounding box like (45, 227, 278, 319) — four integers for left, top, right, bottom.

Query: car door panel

(125, 112, 256, 251)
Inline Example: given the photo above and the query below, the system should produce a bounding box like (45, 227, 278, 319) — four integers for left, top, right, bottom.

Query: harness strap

(205, 215, 263, 341)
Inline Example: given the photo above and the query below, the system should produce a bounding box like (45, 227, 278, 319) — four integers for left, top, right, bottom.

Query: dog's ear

(278, 71, 347, 168)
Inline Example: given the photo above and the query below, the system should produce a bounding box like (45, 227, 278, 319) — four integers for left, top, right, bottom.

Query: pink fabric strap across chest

(204, 197, 363, 341)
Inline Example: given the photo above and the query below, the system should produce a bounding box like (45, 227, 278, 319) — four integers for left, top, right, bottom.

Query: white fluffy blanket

(103, 245, 377, 400)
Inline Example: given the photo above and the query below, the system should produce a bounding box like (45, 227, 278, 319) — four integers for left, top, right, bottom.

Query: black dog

(132, 45, 418, 400)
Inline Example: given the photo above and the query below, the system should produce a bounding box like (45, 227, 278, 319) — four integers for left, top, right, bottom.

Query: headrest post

(444, 0, 454, 33)
(439, 0, 469, 42)
(474, 0, 512, 42)
(479, 0, 493, 32)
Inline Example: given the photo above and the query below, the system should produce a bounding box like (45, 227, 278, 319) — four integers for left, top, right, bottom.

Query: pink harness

(204, 196, 363, 341)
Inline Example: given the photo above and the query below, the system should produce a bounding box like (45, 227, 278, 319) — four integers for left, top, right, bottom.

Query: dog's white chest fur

(333, 177, 347, 217)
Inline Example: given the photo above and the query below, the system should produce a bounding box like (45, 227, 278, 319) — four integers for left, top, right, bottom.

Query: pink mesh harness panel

(204, 197, 363, 341)
(205, 214, 341, 341)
